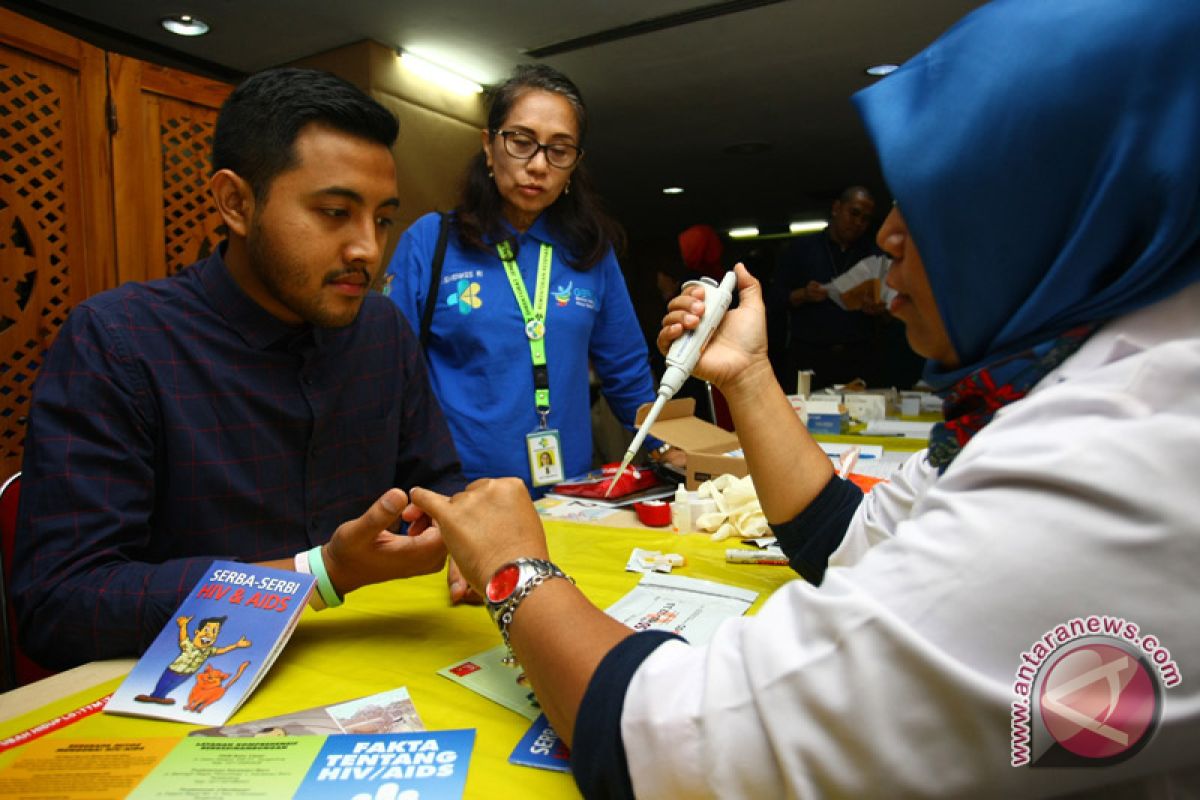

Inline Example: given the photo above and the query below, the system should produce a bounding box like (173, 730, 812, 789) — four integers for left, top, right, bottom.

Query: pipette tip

(604, 452, 635, 497)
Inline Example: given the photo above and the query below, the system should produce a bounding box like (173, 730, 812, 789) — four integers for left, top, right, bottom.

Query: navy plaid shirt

(13, 248, 466, 668)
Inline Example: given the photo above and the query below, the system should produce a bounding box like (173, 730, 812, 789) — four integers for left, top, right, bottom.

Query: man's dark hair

(456, 63, 624, 270)
(197, 616, 227, 629)
(212, 67, 399, 202)
(837, 185, 874, 205)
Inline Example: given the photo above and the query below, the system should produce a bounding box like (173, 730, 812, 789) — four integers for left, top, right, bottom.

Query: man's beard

(245, 219, 369, 329)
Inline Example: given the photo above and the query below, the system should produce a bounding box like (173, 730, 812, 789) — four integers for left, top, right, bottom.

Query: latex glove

(692, 475, 768, 541)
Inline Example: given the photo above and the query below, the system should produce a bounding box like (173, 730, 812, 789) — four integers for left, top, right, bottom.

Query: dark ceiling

(4, 0, 987, 247)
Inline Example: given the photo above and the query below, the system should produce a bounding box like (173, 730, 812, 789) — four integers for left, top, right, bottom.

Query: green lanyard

(497, 241, 554, 426)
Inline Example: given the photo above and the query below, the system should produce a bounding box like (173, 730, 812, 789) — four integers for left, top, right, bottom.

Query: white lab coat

(621, 281, 1200, 798)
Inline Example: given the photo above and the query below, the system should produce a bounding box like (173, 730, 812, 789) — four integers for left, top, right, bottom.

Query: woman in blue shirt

(383, 64, 656, 501)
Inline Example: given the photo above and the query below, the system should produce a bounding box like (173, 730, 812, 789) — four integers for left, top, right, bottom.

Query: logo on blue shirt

(552, 281, 573, 307)
(573, 288, 596, 310)
(446, 279, 483, 314)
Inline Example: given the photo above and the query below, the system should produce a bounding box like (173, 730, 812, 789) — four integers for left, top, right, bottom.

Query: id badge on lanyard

(526, 428, 564, 486)
(498, 240, 563, 487)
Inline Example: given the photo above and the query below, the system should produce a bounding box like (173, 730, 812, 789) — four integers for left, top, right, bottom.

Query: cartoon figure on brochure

(133, 615, 251, 707)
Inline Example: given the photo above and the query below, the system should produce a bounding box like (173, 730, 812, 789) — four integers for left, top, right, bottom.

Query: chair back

(0, 472, 54, 688)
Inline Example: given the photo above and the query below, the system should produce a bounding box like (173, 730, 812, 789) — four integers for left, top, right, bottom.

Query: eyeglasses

(494, 130, 583, 169)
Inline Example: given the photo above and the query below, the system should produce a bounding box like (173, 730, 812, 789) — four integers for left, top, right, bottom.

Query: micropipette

(605, 270, 738, 496)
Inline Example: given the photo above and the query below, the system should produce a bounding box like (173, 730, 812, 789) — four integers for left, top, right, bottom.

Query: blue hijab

(853, 0, 1200, 388)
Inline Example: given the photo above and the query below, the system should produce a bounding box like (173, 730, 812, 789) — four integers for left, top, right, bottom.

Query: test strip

(725, 549, 789, 565)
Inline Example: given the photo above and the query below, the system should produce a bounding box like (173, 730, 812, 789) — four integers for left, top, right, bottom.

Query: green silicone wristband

(307, 545, 344, 608)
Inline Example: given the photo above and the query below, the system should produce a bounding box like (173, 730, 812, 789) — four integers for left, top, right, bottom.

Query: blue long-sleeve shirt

(383, 212, 655, 495)
(13, 248, 465, 668)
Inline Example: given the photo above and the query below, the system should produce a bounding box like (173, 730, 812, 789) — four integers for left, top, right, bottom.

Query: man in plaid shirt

(13, 68, 467, 669)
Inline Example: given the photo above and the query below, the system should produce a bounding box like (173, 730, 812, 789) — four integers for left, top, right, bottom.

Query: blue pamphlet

(105, 560, 316, 726)
(293, 730, 475, 799)
(508, 714, 571, 773)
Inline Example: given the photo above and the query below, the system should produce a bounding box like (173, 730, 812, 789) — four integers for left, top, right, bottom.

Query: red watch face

(487, 563, 520, 603)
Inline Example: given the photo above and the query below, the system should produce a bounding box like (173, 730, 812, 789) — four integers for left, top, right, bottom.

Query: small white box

(805, 397, 843, 416)
(802, 397, 847, 434)
(843, 393, 887, 422)
(796, 370, 813, 398)
(786, 394, 808, 425)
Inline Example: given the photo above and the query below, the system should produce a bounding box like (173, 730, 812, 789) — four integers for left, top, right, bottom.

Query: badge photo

(526, 430, 564, 487)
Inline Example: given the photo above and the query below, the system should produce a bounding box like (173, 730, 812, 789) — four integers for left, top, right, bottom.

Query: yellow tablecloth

(0, 519, 797, 797)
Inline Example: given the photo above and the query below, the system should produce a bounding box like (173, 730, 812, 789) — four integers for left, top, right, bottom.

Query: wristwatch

(486, 557, 574, 664)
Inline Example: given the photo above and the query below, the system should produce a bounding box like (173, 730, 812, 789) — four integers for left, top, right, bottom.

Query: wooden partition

(0, 7, 233, 478)
(0, 7, 114, 480)
(109, 54, 231, 284)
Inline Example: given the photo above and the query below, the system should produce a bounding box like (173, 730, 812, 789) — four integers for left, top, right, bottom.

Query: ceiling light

(662, 186, 684, 195)
(728, 227, 759, 239)
(865, 63, 899, 77)
(160, 14, 210, 37)
(397, 49, 483, 95)
(789, 219, 828, 234)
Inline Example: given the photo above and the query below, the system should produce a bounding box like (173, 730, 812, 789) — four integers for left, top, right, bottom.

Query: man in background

(770, 186, 887, 391)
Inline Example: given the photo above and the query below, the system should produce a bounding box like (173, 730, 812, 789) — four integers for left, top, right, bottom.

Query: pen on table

(725, 549, 790, 565)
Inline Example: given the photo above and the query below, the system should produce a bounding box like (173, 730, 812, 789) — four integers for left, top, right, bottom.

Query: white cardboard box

(842, 393, 887, 422)
(791, 396, 847, 434)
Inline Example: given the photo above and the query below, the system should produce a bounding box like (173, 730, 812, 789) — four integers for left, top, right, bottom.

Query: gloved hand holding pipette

(606, 267, 746, 495)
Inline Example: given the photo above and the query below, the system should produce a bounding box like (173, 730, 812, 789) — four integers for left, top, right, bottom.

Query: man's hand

(321, 488, 449, 597)
(788, 280, 827, 305)
(447, 558, 483, 605)
(651, 445, 688, 469)
(861, 299, 888, 316)
(407, 478, 548, 596)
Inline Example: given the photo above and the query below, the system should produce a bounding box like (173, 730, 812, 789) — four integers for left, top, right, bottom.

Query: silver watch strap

(489, 557, 574, 665)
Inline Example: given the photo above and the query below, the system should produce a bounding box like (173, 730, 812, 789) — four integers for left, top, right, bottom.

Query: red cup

(634, 500, 671, 527)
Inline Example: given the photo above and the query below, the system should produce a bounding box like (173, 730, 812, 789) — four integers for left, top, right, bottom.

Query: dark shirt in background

(772, 231, 882, 347)
(770, 232, 885, 390)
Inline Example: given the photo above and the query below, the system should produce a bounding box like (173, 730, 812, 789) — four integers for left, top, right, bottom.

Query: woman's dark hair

(212, 68, 399, 202)
(456, 64, 625, 270)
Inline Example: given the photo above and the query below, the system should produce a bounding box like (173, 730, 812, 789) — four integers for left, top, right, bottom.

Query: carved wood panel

(0, 11, 232, 479)
(0, 8, 113, 480)
(110, 54, 231, 284)
(160, 97, 226, 274)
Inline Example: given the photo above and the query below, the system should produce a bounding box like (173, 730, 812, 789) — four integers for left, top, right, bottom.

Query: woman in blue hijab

(408, 1, 1200, 796)
(859, 0, 1200, 472)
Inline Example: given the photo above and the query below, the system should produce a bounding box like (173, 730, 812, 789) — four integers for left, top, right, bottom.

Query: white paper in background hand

(823, 254, 897, 310)
(692, 475, 769, 541)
